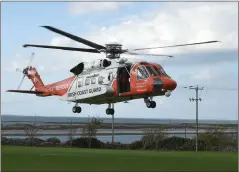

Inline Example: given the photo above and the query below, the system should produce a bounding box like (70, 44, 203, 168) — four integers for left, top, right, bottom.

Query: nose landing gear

(144, 97, 156, 108)
(146, 101, 156, 108)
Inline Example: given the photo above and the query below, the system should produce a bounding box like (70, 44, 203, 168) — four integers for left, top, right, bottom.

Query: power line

(184, 85, 203, 152)
(178, 85, 237, 91)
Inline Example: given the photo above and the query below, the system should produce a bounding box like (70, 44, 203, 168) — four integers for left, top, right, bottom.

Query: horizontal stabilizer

(7, 90, 43, 94)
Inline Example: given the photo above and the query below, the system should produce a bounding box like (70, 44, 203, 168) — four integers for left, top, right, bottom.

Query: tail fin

(27, 66, 44, 90)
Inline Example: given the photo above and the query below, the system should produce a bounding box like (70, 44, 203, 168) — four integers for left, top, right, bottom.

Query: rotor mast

(105, 43, 123, 59)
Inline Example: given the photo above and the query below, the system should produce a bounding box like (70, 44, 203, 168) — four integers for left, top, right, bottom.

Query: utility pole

(112, 112, 114, 146)
(184, 85, 203, 152)
(108, 104, 115, 148)
(111, 104, 115, 148)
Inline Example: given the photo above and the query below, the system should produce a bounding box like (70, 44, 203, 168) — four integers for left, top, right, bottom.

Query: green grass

(2, 146, 238, 172)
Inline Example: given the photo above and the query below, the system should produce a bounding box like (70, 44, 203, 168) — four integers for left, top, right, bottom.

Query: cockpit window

(145, 66, 157, 76)
(160, 67, 170, 78)
(152, 66, 161, 76)
(137, 66, 149, 80)
(153, 66, 170, 78)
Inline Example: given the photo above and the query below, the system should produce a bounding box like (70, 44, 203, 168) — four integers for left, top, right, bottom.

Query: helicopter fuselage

(32, 60, 177, 105)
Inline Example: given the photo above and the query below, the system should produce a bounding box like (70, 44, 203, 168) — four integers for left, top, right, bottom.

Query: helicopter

(7, 26, 219, 115)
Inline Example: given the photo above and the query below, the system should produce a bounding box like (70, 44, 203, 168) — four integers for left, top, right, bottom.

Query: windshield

(153, 66, 170, 78)
(145, 66, 157, 76)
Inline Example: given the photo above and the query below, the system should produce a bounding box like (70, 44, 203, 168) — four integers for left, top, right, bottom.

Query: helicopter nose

(162, 77, 177, 91)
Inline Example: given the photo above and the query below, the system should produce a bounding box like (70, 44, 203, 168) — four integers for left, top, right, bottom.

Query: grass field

(2, 146, 238, 172)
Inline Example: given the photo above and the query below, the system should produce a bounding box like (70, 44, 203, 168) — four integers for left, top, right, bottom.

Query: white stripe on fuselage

(59, 68, 117, 102)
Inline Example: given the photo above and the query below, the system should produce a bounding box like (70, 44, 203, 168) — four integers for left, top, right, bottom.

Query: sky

(1, 2, 238, 120)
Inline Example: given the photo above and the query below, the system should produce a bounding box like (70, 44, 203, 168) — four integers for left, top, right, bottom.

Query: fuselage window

(137, 66, 149, 80)
(85, 78, 90, 86)
(98, 76, 104, 84)
(108, 72, 114, 81)
(78, 78, 83, 87)
(91, 77, 96, 84)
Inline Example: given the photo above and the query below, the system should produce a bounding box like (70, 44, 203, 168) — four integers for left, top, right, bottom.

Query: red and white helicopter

(7, 26, 219, 115)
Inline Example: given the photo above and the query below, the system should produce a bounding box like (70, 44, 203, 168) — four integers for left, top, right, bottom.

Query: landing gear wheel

(76, 107, 82, 113)
(146, 101, 151, 108)
(106, 108, 115, 115)
(146, 101, 156, 108)
(72, 106, 77, 113)
(106, 108, 111, 115)
(72, 106, 81, 113)
(151, 101, 156, 108)
(110, 109, 115, 115)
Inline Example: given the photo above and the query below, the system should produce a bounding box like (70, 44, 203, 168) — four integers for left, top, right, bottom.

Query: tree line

(1, 116, 237, 152)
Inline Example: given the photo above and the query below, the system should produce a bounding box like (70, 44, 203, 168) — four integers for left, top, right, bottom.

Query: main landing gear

(106, 103, 115, 115)
(144, 97, 156, 108)
(72, 103, 81, 113)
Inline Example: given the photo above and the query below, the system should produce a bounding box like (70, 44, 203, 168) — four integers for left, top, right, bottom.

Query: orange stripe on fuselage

(37, 76, 75, 96)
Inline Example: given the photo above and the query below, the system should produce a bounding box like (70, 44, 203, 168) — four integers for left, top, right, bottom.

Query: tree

(68, 120, 77, 147)
(81, 116, 102, 148)
(141, 126, 167, 150)
(198, 126, 232, 151)
(24, 122, 41, 146)
(154, 126, 167, 150)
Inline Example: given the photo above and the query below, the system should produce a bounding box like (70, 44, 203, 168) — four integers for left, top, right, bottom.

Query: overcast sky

(2, 2, 238, 120)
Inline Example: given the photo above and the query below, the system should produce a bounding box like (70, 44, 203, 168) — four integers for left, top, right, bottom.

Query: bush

(25, 138, 45, 146)
(46, 137, 61, 145)
(181, 139, 207, 151)
(67, 137, 104, 148)
(159, 137, 191, 150)
(1, 137, 8, 145)
(129, 141, 143, 150)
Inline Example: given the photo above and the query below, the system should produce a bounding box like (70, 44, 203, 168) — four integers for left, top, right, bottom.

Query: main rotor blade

(16, 68, 23, 73)
(23, 44, 101, 53)
(125, 52, 173, 58)
(41, 26, 106, 50)
(131, 41, 220, 51)
(26, 52, 35, 68)
(17, 75, 25, 90)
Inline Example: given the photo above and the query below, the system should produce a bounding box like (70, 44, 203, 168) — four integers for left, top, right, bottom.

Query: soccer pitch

(2, 146, 238, 172)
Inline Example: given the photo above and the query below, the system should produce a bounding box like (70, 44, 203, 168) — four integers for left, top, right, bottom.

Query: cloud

(191, 68, 214, 82)
(50, 37, 71, 46)
(68, 2, 130, 15)
(105, 3, 236, 54)
(3, 3, 237, 79)
(9, 2, 236, 73)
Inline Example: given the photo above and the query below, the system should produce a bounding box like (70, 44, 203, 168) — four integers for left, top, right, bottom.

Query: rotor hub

(105, 43, 123, 59)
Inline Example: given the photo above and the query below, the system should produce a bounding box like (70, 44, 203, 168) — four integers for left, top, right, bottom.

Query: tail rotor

(16, 53, 35, 90)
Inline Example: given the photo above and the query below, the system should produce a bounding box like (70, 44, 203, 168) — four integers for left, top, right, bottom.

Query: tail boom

(8, 66, 76, 97)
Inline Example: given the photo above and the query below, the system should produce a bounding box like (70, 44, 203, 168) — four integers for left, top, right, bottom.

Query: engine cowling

(70, 59, 111, 75)
(85, 59, 111, 69)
